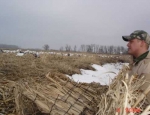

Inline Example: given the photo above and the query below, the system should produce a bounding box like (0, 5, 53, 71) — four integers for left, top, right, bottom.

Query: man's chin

(128, 52, 135, 56)
(127, 50, 132, 55)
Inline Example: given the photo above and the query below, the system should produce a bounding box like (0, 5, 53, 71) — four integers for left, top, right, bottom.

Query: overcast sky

(0, 0, 150, 50)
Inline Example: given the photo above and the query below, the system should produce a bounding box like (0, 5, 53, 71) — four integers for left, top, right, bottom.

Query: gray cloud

(0, 0, 150, 49)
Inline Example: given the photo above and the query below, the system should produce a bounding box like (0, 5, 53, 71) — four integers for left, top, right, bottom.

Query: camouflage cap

(122, 30, 150, 45)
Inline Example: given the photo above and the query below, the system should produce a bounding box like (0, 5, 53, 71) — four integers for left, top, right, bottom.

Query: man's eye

(129, 41, 132, 44)
(130, 40, 133, 43)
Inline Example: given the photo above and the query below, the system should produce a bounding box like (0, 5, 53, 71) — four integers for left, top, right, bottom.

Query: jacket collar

(145, 51, 150, 59)
(133, 51, 149, 65)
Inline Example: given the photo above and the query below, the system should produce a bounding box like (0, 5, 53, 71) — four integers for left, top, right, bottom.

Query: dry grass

(97, 54, 132, 65)
(0, 53, 94, 80)
(0, 52, 132, 114)
(0, 53, 131, 81)
(96, 65, 150, 115)
(0, 71, 108, 115)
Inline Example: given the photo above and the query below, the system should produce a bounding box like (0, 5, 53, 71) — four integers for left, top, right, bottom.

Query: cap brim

(122, 36, 131, 41)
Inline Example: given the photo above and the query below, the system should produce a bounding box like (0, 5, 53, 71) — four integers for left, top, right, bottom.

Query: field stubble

(0, 53, 131, 115)
(0, 53, 131, 81)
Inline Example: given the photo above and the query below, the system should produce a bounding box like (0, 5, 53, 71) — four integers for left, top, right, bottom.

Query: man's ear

(143, 41, 148, 49)
(140, 40, 145, 47)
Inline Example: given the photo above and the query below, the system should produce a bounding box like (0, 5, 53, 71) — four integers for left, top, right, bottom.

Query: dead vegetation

(0, 53, 131, 80)
(96, 65, 150, 115)
(0, 53, 132, 114)
(0, 70, 108, 115)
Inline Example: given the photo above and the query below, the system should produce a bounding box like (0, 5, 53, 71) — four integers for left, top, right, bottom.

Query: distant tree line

(42, 44, 127, 54)
(59, 44, 128, 54)
(0, 44, 19, 49)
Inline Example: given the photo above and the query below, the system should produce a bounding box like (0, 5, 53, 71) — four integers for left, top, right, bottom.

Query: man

(122, 30, 150, 103)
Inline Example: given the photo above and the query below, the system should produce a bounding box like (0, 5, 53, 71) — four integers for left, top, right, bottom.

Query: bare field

(0, 53, 131, 81)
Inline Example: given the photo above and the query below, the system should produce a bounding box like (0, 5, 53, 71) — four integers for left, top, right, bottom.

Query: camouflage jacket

(129, 51, 150, 103)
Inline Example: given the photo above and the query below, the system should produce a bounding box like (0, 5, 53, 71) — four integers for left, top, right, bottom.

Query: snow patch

(67, 63, 129, 85)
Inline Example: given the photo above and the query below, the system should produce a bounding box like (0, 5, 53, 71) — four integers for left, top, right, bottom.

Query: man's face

(127, 38, 142, 57)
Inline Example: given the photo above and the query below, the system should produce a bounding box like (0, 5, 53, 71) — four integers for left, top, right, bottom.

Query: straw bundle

(0, 72, 105, 115)
(96, 65, 150, 115)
